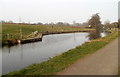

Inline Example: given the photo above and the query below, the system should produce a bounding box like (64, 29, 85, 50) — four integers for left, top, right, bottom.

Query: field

(2, 23, 91, 46)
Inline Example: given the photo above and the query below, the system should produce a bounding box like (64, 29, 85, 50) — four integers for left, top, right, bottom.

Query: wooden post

(20, 28, 22, 39)
(7, 34, 10, 39)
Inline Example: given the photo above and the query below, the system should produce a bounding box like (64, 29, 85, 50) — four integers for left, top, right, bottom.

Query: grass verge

(2, 31, 118, 77)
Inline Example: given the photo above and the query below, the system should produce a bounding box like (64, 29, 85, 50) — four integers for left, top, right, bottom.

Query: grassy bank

(2, 23, 91, 46)
(2, 31, 118, 76)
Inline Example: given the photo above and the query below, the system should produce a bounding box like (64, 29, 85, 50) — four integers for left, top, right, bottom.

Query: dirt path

(57, 38, 118, 75)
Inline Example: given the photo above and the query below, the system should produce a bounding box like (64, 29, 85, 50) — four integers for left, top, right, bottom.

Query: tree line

(1, 13, 119, 29)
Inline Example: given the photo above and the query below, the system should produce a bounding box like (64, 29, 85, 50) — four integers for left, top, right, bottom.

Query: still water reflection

(0, 48, 2, 75)
(2, 33, 89, 74)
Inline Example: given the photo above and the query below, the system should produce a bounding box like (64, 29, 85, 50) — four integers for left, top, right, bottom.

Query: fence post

(7, 34, 10, 39)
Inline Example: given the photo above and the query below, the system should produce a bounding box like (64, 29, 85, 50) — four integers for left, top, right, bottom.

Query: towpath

(57, 38, 118, 75)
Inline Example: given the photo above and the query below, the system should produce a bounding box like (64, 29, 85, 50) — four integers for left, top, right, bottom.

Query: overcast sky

(118, 1, 120, 18)
(0, 0, 119, 24)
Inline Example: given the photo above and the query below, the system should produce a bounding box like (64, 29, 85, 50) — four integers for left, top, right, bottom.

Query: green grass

(2, 31, 118, 77)
(2, 23, 91, 46)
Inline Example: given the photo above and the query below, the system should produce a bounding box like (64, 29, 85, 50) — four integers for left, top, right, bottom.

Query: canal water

(1, 32, 107, 74)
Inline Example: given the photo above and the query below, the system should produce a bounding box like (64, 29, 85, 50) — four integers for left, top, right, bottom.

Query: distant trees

(56, 22, 70, 26)
(37, 22, 71, 26)
(8, 21, 14, 23)
(111, 22, 119, 28)
(104, 20, 119, 29)
(6, 20, 14, 23)
(56, 22, 64, 26)
(0, 20, 6, 23)
(104, 20, 110, 25)
(104, 20, 111, 29)
(0, 20, 14, 23)
(37, 22, 43, 25)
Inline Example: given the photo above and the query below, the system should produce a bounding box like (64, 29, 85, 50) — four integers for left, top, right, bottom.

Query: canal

(1, 32, 107, 74)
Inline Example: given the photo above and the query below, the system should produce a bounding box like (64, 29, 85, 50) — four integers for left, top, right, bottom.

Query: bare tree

(88, 13, 101, 26)
(88, 13, 102, 40)
(88, 13, 102, 32)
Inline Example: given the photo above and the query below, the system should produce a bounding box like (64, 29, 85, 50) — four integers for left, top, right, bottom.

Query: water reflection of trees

(88, 24, 102, 40)
(88, 31, 101, 40)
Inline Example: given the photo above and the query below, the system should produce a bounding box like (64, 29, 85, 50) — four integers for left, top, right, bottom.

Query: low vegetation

(2, 31, 118, 77)
(2, 23, 91, 46)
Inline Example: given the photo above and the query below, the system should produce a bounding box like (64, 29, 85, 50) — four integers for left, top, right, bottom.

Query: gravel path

(57, 38, 118, 75)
